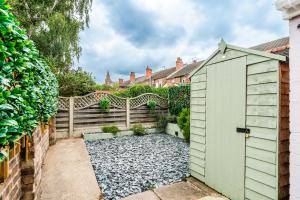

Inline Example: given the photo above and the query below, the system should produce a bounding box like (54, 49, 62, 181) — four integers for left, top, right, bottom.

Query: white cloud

(78, 0, 288, 83)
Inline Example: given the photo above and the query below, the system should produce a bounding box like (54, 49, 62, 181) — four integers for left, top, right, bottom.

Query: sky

(78, 0, 288, 83)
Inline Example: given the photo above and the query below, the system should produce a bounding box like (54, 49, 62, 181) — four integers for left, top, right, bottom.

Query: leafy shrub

(168, 85, 190, 115)
(177, 108, 190, 143)
(114, 85, 168, 98)
(167, 115, 177, 123)
(151, 87, 168, 98)
(102, 126, 120, 136)
(99, 98, 110, 112)
(0, 2, 58, 160)
(57, 68, 97, 97)
(147, 100, 156, 113)
(131, 124, 146, 136)
(157, 115, 168, 129)
(95, 83, 119, 92)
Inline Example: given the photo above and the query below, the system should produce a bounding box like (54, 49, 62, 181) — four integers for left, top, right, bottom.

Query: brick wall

(0, 152, 22, 200)
(22, 125, 49, 200)
(0, 120, 54, 200)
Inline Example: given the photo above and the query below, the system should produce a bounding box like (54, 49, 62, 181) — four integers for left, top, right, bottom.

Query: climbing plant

(0, 1, 58, 160)
(168, 85, 190, 116)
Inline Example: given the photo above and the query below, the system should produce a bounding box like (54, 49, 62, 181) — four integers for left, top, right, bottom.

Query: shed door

(206, 57, 246, 200)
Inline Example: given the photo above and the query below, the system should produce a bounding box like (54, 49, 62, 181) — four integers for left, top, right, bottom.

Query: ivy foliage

(0, 0, 58, 154)
(168, 85, 190, 116)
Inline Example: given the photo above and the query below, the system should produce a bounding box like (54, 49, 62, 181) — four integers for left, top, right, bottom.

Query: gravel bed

(85, 133, 190, 200)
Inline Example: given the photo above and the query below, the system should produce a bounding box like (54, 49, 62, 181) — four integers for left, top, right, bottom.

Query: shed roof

(189, 39, 286, 78)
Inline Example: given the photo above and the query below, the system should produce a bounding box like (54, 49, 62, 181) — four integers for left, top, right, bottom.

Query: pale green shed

(189, 40, 289, 200)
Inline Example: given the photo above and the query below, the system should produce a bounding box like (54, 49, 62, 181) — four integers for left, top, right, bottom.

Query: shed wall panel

(190, 66, 207, 178)
(245, 60, 279, 200)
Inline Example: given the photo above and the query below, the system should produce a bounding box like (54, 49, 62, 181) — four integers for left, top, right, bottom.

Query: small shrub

(99, 98, 110, 112)
(157, 115, 168, 129)
(177, 108, 190, 142)
(131, 124, 146, 136)
(102, 126, 120, 136)
(167, 115, 177, 123)
(147, 100, 156, 113)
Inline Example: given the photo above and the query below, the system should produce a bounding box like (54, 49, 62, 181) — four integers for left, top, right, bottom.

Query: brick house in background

(119, 57, 190, 88)
(151, 67, 176, 87)
(165, 60, 203, 87)
(119, 66, 153, 88)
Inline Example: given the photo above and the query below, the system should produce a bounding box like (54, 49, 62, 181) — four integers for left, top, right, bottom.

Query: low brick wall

(22, 125, 50, 200)
(0, 151, 22, 200)
(0, 118, 55, 200)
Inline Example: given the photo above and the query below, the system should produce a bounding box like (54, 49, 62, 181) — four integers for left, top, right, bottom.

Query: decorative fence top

(129, 93, 168, 109)
(58, 92, 168, 110)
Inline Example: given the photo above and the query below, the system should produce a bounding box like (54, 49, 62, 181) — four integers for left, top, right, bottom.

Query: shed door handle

(236, 127, 250, 134)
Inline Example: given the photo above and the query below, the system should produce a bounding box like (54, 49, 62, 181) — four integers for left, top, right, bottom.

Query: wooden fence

(56, 92, 168, 138)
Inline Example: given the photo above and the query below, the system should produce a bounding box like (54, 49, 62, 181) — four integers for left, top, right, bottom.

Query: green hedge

(114, 85, 168, 98)
(0, 1, 58, 158)
(168, 85, 190, 115)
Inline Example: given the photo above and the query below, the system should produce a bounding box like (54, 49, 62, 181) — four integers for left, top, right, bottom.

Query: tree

(7, 0, 93, 72)
(57, 68, 97, 97)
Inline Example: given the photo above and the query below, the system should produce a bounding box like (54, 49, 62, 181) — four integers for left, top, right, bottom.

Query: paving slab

(153, 182, 206, 200)
(121, 178, 228, 200)
(40, 139, 102, 200)
(121, 191, 160, 200)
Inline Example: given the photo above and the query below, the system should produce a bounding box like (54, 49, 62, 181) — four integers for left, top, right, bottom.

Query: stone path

(40, 139, 102, 200)
(122, 178, 228, 200)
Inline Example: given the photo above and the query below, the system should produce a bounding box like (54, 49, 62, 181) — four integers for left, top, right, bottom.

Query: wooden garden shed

(189, 40, 289, 200)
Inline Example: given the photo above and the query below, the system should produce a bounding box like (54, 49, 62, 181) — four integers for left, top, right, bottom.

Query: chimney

(118, 78, 124, 85)
(130, 72, 135, 82)
(176, 57, 183, 71)
(146, 66, 152, 78)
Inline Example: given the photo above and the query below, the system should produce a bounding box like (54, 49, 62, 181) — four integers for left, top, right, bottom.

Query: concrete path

(122, 178, 228, 200)
(40, 139, 102, 200)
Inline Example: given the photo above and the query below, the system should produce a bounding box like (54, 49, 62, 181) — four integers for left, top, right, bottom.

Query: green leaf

(0, 104, 14, 111)
(0, 119, 18, 126)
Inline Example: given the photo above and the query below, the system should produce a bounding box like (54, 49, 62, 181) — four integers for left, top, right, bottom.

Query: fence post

(126, 98, 130, 129)
(69, 97, 74, 137)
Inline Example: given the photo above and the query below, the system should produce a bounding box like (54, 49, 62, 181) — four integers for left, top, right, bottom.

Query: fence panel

(56, 92, 168, 138)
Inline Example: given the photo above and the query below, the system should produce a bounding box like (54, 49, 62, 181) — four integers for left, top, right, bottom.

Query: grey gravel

(85, 133, 190, 200)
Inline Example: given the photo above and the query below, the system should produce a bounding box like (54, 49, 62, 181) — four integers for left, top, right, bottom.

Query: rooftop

(152, 67, 176, 80)
(167, 61, 203, 79)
